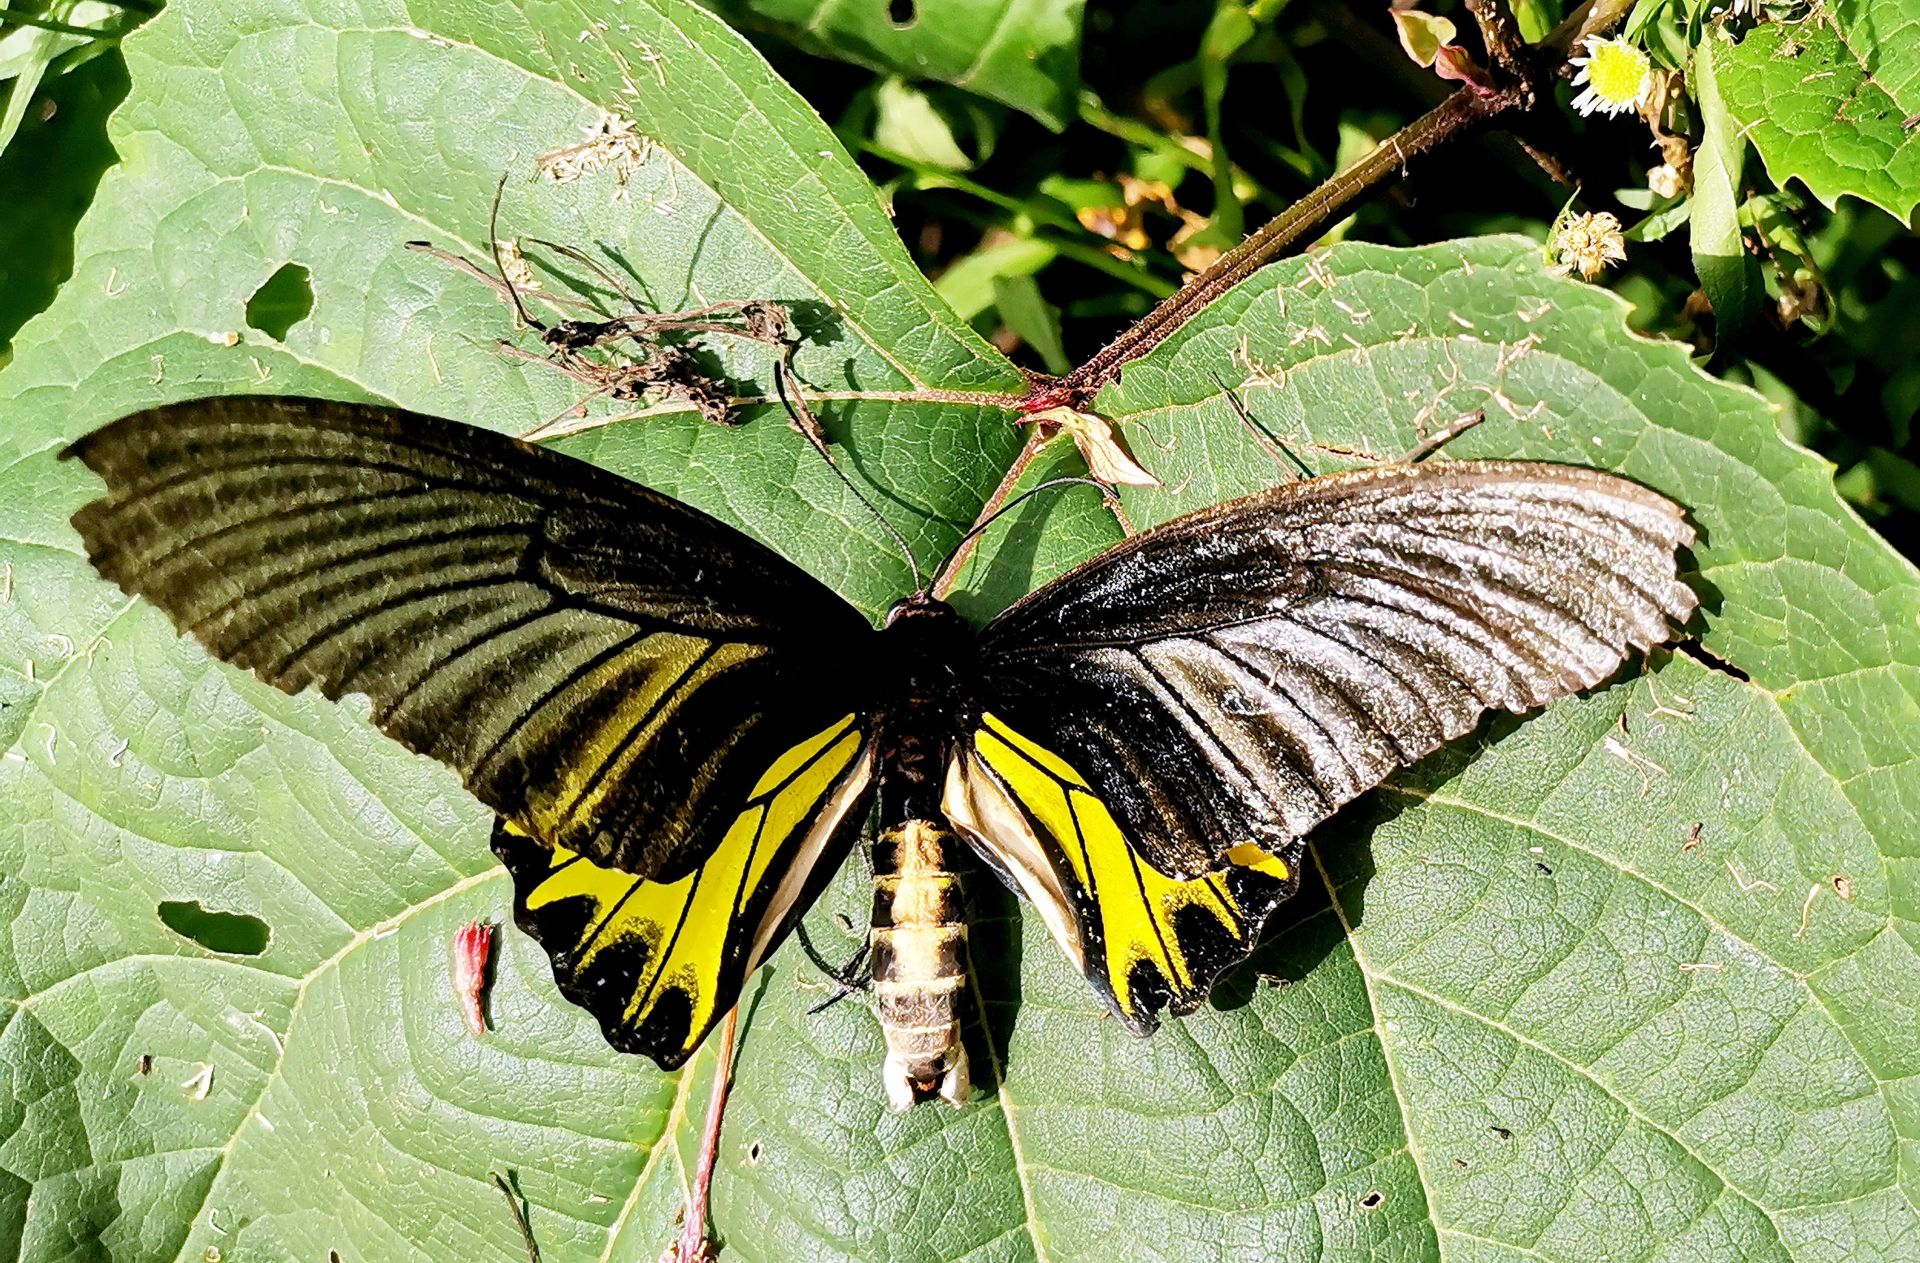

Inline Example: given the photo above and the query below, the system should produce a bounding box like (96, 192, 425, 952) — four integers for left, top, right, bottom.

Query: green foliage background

(1, 1, 1916, 1260)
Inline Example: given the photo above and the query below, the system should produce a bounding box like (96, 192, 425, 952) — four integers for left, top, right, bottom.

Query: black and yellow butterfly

(64, 395, 1695, 1105)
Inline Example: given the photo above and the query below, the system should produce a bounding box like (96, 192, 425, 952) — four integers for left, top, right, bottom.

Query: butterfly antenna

(773, 361, 924, 591)
(930, 476, 1118, 596)
(1210, 371, 1312, 480)
(488, 171, 540, 333)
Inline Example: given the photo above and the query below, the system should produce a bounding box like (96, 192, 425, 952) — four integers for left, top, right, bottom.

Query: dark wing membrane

(975, 461, 1697, 878)
(495, 715, 874, 1067)
(942, 713, 1301, 1033)
(64, 395, 876, 879)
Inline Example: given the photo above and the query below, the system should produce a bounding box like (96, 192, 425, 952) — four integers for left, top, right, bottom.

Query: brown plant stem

(1051, 0, 1637, 408)
(674, 1005, 740, 1263)
(931, 424, 1050, 600)
(1466, 0, 1530, 79)
(1061, 87, 1520, 401)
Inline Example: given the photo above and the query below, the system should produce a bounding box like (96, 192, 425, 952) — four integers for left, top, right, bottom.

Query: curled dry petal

(1027, 405, 1162, 488)
(453, 920, 495, 1037)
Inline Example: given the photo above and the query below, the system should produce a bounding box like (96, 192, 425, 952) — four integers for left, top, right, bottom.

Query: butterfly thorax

(875, 593, 977, 820)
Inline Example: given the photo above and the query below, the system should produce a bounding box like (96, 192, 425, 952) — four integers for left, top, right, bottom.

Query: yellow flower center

(1587, 40, 1650, 107)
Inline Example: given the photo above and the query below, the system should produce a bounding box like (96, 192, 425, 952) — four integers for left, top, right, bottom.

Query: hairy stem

(1466, 0, 1530, 78)
(1052, 0, 1637, 405)
(1063, 87, 1518, 398)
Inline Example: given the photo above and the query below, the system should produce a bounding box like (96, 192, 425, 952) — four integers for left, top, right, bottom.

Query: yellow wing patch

(513, 634, 763, 845)
(947, 713, 1298, 1031)
(495, 714, 871, 1068)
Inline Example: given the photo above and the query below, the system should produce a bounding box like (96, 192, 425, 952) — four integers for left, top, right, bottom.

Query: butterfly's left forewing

(62, 396, 876, 886)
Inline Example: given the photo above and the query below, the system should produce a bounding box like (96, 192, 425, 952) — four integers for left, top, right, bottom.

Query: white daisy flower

(1568, 36, 1653, 117)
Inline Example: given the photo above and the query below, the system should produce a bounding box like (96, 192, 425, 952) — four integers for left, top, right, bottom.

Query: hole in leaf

(244, 262, 314, 340)
(158, 900, 271, 956)
(887, 0, 916, 27)
(1359, 1190, 1385, 1211)
(747, 1140, 764, 1164)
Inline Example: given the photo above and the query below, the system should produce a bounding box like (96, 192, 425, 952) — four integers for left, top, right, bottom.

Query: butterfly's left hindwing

(943, 713, 1300, 1033)
(495, 715, 874, 1067)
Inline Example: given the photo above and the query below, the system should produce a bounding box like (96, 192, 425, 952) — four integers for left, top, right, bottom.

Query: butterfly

(64, 394, 1696, 1107)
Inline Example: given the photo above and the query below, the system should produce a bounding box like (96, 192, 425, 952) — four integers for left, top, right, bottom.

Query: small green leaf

(934, 235, 1058, 321)
(1718, 2, 1920, 221)
(992, 274, 1070, 374)
(1691, 30, 1762, 348)
(1389, 9, 1457, 68)
(871, 77, 978, 172)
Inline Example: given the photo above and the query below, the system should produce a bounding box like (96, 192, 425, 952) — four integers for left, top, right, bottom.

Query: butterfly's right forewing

(951, 460, 1697, 1030)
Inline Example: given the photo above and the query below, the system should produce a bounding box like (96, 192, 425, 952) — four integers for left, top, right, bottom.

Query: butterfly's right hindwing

(942, 713, 1300, 1032)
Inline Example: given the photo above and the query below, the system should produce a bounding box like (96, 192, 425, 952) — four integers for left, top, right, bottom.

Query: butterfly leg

(803, 948, 873, 1017)
(795, 922, 873, 988)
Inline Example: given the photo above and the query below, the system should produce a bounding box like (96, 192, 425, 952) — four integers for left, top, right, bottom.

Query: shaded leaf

(1692, 29, 1763, 347)
(702, 0, 1085, 130)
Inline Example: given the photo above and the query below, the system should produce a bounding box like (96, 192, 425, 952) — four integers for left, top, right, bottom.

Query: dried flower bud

(1648, 163, 1686, 199)
(1549, 211, 1628, 281)
(453, 920, 495, 1037)
(1432, 45, 1496, 96)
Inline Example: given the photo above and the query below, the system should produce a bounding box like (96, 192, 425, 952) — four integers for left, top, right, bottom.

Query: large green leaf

(2, 4, 1916, 1263)
(701, 0, 1084, 130)
(1718, 3, 1920, 222)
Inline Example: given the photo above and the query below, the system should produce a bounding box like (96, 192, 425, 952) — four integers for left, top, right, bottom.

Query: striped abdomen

(870, 819, 970, 1110)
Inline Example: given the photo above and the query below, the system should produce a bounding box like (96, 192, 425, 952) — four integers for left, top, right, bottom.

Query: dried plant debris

(406, 226, 803, 440)
(537, 111, 651, 188)
(1024, 404, 1161, 488)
